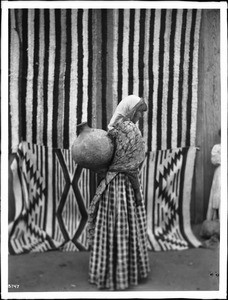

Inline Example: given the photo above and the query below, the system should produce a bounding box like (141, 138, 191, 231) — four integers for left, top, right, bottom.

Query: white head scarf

(108, 95, 143, 130)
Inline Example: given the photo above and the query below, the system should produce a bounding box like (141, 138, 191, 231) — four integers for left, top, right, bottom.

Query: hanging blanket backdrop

(9, 9, 202, 254)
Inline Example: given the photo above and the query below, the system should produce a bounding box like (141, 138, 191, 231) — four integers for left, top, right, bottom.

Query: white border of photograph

(1, 1, 227, 299)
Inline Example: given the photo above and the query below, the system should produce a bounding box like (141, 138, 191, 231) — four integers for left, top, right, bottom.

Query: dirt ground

(7, 225, 220, 295)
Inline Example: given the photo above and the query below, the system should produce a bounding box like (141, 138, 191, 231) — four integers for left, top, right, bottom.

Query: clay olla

(72, 122, 114, 172)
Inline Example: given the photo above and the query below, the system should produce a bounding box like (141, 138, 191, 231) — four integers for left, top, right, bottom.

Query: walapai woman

(87, 95, 150, 290)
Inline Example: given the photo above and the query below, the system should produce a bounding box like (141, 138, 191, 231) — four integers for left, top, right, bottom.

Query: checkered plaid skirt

(88, 173, 150, 290)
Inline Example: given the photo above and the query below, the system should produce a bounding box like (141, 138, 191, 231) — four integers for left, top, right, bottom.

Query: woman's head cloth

(108, 95, 147, 130)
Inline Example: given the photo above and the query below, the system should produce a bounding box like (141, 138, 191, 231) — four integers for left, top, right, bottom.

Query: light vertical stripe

(40, 192, 45, 231)
(182, 147, 201, 247)
(112, 10, 119, 112)
(143, 9, 151, 150)
(71, 190, 75, 237)
(161, 10, 172, 150)
(26, 9, 35, 143)
(77, 9, 84, 127)
(52, 10, 61, 148)
(8, 10, 12, 151)
(101, 9, 108, 130)
(69, 195, 76, 239)
(140, 156, 147, 202)
(181, 10, 192, 147)
(20, 146, 29, 210)
(36, 10, 45, 145)
(146, 153, 161, 251)
(69, 10, 78, 146)
(10, 158, 23, 223)
(68, 198, 71, 238)
(47, 10, 56, 147)
(82, 10, 89, 123)
(42, 10, 49, 146)
(133, 9, 140, 96)
(91, 10, 99, 128)
(172, 10, 183, 148)
(138, 9, 146, 133)
(9, 10, 20, 151)
(63, 10, 72, 148)
(41, 146, 46, 229)
(57, 10, 66, 148)
(191, 10, 201, 146)
(117, 9, 124, 104)
(32, 10, 40, 145)
(122, 9, 130, 99)
(106, 10, 114, 126)
(152, 9, 161, 151)
(86, 169, 90, 208)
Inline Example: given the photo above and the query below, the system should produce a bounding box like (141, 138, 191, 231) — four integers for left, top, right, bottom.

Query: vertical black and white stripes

(9, 9, 201, 152)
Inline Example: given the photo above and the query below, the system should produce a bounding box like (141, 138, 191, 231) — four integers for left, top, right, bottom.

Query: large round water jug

(71, 122, 114, 173)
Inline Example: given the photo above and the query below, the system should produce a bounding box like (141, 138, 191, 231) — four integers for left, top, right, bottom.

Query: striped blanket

(9, 142, 96, 253)
(9, 142, 201, 254)
(140, 147, 201, 250)
(9, 9, 201, 151)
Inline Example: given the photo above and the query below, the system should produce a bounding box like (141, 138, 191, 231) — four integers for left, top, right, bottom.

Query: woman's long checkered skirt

(88, 173, 150, 290)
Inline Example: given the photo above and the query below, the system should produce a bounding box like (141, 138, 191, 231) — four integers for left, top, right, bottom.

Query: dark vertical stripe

(177, 10, 187, 147)
(9, 11, 12, 151)
(43, 147, 48, 230)
(178, 148, 194, 247)
(22, 229, 27, 245)
(138, 9, 146, 96)
(21, 9, 28, 141)
(77, 9, 83, 131)
(172, 172, 176, 193)
(52, 9, 61, 148)
(145, 153, 150, 212)
(64, 9, 71, 149)
(117, 9, 124, 103)
(152, 151, 159, 247)
(32, 9, 40, 144)
(156, 9, 166, 150)
(147, 9, 155, 152)
(43, 9, 50, 146)
(167, 9, 177, 149)
(89, 171, 97, 203)
(128, 9, 135, 95)
(39, 206, 43, 229)
(138, 9, 146, 133)
(161, 207, 164, 222)
(101, 9, 107, 130)
(87, 9, 93, 127)
(157, 202, 160, 227)
(52, 149, 56, 238)
(36, 144, 39, 174)
(40, 144, 43, 177)
(176, 169, 180, 195)
(186, 9, 197, 146)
